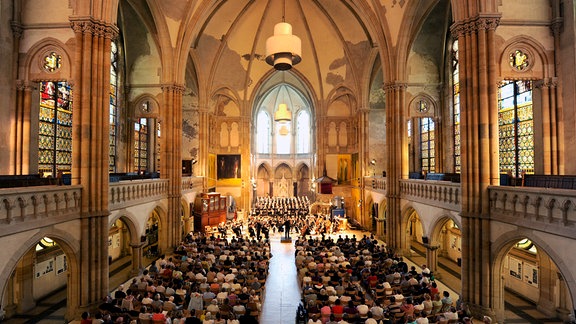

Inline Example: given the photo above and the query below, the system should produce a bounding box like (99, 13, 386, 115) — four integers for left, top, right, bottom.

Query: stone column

(13, 80, 32, 174)
(16, 251, 35, 312)
(130, 242, 145, 276)
(383, 82, 407, 251)
(450, 12, 500, 318)
(376, 217, 385, 238)
(550, 7, 564, 174)
(424, 244, 441, 279)
(160, 84, 185, 248)
(10, 20, 24, 174)
(69, 17, 117, 314)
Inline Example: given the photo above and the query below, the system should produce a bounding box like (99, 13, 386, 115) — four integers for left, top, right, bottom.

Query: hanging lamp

(265, 0, 301, 70)
(274, 103, 292, 122)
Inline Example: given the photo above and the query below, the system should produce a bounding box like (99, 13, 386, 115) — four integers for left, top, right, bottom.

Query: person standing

(283, 219, 291, 239)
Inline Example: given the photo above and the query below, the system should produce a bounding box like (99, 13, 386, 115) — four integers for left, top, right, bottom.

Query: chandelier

(265, 0, 301, 70)
(274, 103, 292, 122)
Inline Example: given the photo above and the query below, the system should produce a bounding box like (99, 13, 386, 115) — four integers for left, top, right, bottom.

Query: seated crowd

(93, 230, 269, 323)
(295, 234, 474, 324)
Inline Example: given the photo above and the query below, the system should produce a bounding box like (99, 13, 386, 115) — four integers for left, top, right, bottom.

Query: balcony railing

(400, 179, 461, 212)
(182, 176, 203, 192)
(489, 186, 576, 238)
(365, 176, 387, 193)
(0, 185, 82, 236)
(109, 179, 169, 210)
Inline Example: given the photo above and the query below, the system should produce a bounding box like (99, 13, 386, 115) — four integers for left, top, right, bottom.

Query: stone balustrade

(489, 186, 576, 238)
(365, 176, 387, 192)
(109, 179, 169, 210)
(400, 179, 461, 211)
(0, 185, 82, 236)
(182, 176, 203, 192)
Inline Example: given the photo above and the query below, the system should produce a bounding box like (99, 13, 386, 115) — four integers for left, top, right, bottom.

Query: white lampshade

(266, 22, 302, 70)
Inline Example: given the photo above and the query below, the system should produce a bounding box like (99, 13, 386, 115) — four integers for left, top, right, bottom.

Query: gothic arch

(428, 213, 462, 242)
(23, 38, 73, 82)
(491, 229, 576, 321)
(210, 88, 241, 116)
(498, 36, 552, 79)
(109, 212, 140, 245)
(408, 93, 438, 118)
(133, 94, 161, 117)
(0, 228, 80, 320)
(400, 205, 424, 253)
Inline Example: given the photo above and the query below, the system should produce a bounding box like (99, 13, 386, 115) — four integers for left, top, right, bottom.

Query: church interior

(1, 0, 576, 323)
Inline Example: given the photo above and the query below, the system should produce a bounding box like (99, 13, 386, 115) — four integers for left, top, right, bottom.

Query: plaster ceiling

(191, 0, 375, 103)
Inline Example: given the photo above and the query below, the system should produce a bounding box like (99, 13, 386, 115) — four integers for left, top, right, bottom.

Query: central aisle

(260, 234, 301, 324)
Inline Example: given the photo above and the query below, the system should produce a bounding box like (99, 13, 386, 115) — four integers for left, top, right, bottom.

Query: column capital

(130, 242, 146, 248)
(550, 17, 563, 37)
(450, 14, 500, 38)
(161, 83, 186, 94)
(15, 80, 33, 91)
(382, 81, 407, 91)
(424, 244, 440, 251)
(69, 17, 118, 38)
(10, 21, 23, 39)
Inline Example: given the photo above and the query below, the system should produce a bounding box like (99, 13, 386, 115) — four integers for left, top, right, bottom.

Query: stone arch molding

(408, 93, 437, 117)
(491, 228, 576, 316)
(23, 38, 73, 82)
(0, 228, 80, 312)
(401, 204, 427, 234)
(498, 36, 551, 80)
(109, 211, 141, 246)
(133, 94, 161, 117)
(428, 212, 462, 242)
(210, 88, 241, 117)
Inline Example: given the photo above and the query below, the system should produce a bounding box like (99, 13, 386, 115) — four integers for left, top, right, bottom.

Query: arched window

(257, 111, 271, 153)
(498, 80, 534, 177)
(109, 40, 119, 172)
(134, 118, 148, 173)
(276, 120, 291, 154)
(452, 40, 461, 173)
(254, 83, 311, 156)
(38, 81, 72, 177)
(296, 110, 310, 153)
(420, 117, 435, 173)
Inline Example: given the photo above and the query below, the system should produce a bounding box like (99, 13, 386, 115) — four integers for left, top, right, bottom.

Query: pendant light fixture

(265, 0, 302, 70)
(274, 103, 292, 122)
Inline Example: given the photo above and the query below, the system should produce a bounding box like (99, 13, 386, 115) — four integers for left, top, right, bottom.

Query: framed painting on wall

(217, 154, 242, 186)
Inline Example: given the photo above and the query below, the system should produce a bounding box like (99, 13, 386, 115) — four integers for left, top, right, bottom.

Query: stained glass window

(134, 118, 148, 173)
(452, 40, 461, 173)
(109, 40, 118, 172)
(420, 117, 435, 173)
(38, 81, 72, 177)
(509, 50, 529, 71)
(43, 52, 61, 72)
(498, 80, 534, 177)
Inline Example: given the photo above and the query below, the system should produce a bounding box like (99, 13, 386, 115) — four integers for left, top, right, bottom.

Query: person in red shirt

(80, 311, 91, 324)
(331, 299, 344, 321)
(151, 308, 167, 323)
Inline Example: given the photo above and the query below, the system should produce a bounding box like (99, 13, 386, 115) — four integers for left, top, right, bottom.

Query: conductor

(283, 219, 291, 240)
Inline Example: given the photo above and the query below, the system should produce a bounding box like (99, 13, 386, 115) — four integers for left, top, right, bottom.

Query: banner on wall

(56, 254, 67, 275)
(509, 256, 522, 280)
(35, 259, 54, 278)
(523, 263, 539, 287)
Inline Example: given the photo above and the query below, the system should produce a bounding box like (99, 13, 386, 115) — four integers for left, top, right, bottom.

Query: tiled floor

(259, 235, 302, 324)
(2, 229, 565, 323)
